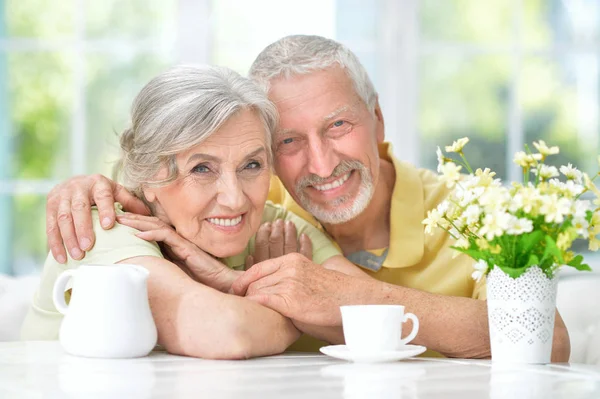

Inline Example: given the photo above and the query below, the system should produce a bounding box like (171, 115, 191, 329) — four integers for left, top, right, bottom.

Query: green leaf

(450, 246, 488, 260)
(517, 230, 544, 254)
(540, 235, 564, 266)
(524, 254, 540, 269)
(495, 264, 527, 279)
(566, 255, 592, 272)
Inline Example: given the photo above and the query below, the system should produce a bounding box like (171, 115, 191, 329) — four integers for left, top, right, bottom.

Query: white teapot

(52, 264, 158, 358)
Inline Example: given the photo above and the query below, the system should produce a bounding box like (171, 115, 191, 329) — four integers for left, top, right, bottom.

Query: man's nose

(216, 173, 246, 210)
(306, 136, 340, 178)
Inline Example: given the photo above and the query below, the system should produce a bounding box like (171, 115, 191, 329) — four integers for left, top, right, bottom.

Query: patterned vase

(486, 265, 558, 363)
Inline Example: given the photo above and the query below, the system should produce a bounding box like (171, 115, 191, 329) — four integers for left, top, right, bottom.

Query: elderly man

(44, 35, 570, 360)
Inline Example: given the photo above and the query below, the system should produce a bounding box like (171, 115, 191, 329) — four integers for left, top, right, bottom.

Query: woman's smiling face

(143, 109, 271, 258)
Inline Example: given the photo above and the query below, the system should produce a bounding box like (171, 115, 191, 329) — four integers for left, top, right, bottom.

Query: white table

(1, 342, 599, 398)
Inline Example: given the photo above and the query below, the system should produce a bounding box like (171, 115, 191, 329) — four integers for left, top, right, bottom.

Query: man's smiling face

(268, 66, 384, 224)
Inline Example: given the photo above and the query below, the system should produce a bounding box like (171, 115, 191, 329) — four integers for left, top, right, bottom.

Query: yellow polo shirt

(21, 202, 341, 341)
(270, 142, 486, 354)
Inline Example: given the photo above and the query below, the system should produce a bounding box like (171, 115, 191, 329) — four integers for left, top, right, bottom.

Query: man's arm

(47, 174, 147, 263)
(122, 255, 300, 359)
(231, 253, 571, 361)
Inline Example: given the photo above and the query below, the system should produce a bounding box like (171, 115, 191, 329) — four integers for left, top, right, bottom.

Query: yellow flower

(490, 244, 502, 254)
(556, 231, 574, 251)
(563, 250, 575, 264)
(445, 137, 469, 153)
(533, 140, 559, 156)
(475, 238, 490, 250)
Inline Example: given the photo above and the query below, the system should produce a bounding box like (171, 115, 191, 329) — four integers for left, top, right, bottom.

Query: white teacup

(341, 305, 419, 352)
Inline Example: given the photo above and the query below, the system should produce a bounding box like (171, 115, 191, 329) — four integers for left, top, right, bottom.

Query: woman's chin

(204, 243, 248, 260)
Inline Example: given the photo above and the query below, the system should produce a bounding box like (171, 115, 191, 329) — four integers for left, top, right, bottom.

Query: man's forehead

(275, 99, 363, 136)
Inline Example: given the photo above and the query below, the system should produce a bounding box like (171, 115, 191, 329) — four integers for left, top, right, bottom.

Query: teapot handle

(52, 269, 77, 315)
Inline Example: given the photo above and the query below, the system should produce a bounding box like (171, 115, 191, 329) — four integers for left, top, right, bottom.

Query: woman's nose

(216, 174, 246, 210)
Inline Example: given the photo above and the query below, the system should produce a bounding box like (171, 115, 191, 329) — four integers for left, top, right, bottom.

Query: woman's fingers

(116, 214, 164, 231)
(283, 221, 298, 255)
(299, 233, 313, 260)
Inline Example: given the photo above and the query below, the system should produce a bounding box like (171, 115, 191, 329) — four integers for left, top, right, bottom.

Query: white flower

(560, 163, 583, 184)
(478, 212, 511, 240)
(436, 146, 445, 173)
(573, 216, 590, 239)
(478, 186, 510, 213)
(531, 165, 559, 180)
(464, 204, 482, 225)
(455, 237, 470, 249)
(422, 208, 443, 235)
(533, 140, 559, 156)
(506, 217, 533, 235)
(513, 152, 542, 168)
(539, 195, 572, 223)
(445, 137, 469, 153)
(561, 180, 584, 197)
(439, 162, 463, 188)
(472, 259, 488, 282)
(474, 168, 497, 187)
(573, 200, 591, 219)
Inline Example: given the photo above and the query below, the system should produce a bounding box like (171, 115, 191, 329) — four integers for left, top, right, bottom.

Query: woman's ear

(142, 186, 157, 204)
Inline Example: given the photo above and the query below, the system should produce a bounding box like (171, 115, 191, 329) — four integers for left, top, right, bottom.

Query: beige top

(21, 202, 341, 340)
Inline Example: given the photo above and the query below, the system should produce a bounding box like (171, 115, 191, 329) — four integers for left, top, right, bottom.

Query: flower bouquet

(423, 137, 600, 363)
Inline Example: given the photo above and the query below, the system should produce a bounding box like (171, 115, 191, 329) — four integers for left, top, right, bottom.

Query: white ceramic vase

(486, 265, 558, 364)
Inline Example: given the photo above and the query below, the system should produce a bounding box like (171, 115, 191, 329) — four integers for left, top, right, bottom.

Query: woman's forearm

(121, 256, 298, 359)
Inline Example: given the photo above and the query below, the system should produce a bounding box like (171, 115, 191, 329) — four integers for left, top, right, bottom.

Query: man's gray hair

(249, 35, 377, 112)
(115, 65, 278, 199)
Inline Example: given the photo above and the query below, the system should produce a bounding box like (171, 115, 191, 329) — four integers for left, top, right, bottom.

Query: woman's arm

(120, 256, 300, 359)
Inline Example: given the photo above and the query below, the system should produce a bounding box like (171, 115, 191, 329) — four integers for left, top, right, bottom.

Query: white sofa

(0, 274, 39, 341)
(2, 272, 600, 364)
(556, 271, 600, 365)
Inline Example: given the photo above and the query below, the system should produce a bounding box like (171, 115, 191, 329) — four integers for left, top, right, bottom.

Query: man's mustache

(296, 160, 366, 190)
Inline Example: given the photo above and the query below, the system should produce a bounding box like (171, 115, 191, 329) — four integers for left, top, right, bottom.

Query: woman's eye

(192, 164, 210, 173)
(282, 138, 294, 145)
(245, 161, 261, 170)
(332, 120, 345, 128)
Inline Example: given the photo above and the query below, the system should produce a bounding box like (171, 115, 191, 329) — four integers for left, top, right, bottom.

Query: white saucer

(320, 344, 427, 363)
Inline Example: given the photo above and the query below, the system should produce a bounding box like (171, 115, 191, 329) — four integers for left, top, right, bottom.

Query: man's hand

(46, 174, 148, 263)
(245, 219, 312, 269)
(231, 253, 362, 326)
(117, 213, 240, 293)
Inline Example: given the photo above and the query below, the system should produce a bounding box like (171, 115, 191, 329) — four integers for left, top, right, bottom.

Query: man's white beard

(295, 161, 374, 224)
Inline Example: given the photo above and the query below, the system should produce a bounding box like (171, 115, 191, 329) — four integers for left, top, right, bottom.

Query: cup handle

(52, 269, 77, 315)
(400, 312, 419, 345)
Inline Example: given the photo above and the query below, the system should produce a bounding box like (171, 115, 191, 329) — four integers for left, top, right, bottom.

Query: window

(1, 0, 599, 274)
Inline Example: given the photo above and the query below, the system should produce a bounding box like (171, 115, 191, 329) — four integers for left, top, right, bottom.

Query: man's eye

(282, 138, 294, 145)
(332, 120, 345, 128)
(192, 164, 210, 173)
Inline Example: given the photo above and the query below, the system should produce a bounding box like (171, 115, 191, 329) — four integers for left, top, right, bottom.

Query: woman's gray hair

(249, 35, 377, 112)
(114, 65, 278, 199)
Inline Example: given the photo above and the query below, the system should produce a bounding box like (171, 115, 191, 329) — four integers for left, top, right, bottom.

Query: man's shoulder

(415, 166, 453, 211)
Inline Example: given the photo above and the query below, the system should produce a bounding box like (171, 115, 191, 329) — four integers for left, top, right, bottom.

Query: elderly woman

(21, 65, 362, 359)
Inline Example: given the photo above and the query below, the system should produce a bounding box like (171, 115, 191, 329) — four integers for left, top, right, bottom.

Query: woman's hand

(245, 219, 313, 270)
(116, 213, 240, 293)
